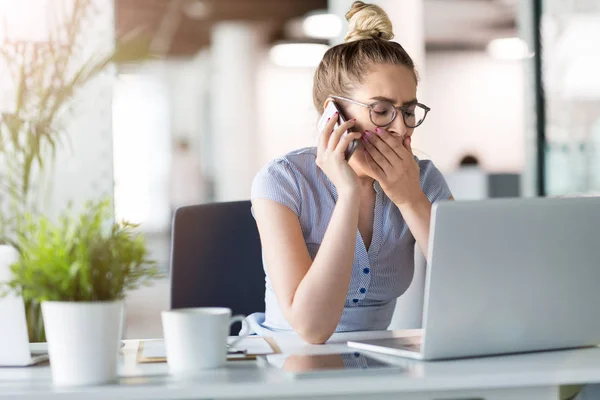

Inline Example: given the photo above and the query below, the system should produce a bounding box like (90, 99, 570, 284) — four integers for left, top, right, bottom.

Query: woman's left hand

(361, 127, 423, 207)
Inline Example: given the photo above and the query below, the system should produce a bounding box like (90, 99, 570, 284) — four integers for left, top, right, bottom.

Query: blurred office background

(1, 0, 599, 337)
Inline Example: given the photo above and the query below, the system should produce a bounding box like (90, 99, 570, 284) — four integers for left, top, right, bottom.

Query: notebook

(136, 336, 280, 363)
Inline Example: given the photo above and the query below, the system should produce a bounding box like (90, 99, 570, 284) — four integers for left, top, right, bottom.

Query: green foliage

(2, 199, 160, 302)
(0, 0, 154, 340)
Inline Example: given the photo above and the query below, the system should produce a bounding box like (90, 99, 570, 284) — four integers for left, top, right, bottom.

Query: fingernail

(334, 112, 338, 116)
(351, 118, 356, 121)
(327, 117, 330, 122)
(375, 127, 383, 135)
(364, 130, 373, 138)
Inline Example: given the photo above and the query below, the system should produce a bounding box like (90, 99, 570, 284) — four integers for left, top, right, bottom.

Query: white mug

(161, 307, 247, 375)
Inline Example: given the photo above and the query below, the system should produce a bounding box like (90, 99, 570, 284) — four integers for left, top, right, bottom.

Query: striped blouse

(245, 147, 452, 335)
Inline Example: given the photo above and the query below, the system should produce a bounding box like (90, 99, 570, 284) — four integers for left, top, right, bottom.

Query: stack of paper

(136, 337, 279, 363)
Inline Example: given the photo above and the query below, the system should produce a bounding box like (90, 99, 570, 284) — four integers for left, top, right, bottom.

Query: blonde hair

(312, 1, 417, 114)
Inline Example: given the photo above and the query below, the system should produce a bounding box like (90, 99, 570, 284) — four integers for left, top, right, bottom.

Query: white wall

(210, 23, 265, 201)
(162, 53, 211, 151)
(416, 51, 526, 173)
(256, 57, 319, 168)
(113, 56, 210, 232)
(113, 71, 171, 232)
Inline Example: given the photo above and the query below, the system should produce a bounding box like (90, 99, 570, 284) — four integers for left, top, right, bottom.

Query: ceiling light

(302, 13, 343, 40)
(487, 37, 531, 61)
(183, 0, 210, 20)
(269, 43, 329, 68)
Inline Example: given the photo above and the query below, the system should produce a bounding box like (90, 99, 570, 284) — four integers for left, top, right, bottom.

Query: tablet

(260, 351, 405, 378)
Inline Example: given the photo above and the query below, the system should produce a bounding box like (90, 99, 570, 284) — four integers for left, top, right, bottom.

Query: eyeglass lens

(370, 101, 427, 128)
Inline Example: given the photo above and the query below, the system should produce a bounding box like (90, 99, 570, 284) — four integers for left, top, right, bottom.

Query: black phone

(317, 101, 359, 161)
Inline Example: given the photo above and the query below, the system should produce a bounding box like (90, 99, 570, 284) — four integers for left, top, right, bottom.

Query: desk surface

(2, 330, 600, 400)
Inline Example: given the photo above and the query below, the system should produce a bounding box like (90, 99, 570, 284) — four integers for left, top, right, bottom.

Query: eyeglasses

(329, 95, 430, 129)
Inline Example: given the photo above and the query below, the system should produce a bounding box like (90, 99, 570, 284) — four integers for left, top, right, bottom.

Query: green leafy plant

(1, 199, 160, 304)
(0, 0, 153, 340)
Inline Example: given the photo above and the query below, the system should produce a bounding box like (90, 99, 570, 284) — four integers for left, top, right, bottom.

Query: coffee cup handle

(227, 315, 248, 349)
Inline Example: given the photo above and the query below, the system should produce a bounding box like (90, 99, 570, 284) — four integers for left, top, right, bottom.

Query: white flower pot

(0, 245, 19, 281)
(42, 301, 123, 386)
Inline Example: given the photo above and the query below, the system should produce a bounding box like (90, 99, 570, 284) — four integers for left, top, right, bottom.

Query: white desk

(1, 330, 600, 400)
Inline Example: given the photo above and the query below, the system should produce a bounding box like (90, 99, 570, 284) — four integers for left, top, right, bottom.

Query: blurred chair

(445, 169, 521, 200)
(488, 174, 520, 198)
(170, 201, 265, 332)
(444, 168, 488, 201)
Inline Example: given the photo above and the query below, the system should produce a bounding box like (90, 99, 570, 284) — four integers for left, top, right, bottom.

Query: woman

(247, 1, 453, 344)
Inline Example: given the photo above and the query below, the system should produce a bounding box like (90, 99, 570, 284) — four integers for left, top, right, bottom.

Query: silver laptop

(0, 269, 48, 367)
(348, 197, 600, 360)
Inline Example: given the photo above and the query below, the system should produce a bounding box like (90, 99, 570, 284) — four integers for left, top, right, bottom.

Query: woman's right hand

(316, 113, 363, 197)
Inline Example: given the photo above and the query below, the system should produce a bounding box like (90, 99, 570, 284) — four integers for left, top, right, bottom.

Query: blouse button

(359, 288, 366, 294)
(352, 298, 359, 303)
(363, 267, 370, 274)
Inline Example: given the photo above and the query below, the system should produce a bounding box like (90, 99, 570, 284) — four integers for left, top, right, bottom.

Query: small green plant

(0, 0, 153, 341)
(2, 199, 160, 304)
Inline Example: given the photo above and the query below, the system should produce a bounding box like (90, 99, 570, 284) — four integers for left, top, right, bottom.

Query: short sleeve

(419, 159, 453, 203)
(251, 159, 302, 217)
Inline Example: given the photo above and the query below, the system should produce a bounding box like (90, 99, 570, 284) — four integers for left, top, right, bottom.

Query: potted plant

(0, 0, 152, 341)
(1, 199, 159, 386)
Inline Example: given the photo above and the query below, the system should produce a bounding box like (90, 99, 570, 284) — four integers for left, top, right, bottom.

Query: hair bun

(344, 1, 394, 43)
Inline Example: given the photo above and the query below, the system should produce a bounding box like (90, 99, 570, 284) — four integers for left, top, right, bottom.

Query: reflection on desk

(0, 330, 599, 400)
(265, 351, 406, 378)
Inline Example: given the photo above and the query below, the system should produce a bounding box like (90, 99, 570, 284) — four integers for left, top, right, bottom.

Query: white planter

(0, 245, 19, 281)
(42, 301, 123, 386)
